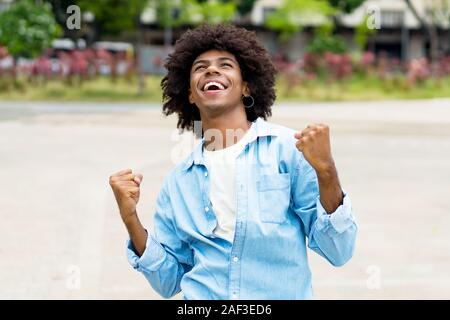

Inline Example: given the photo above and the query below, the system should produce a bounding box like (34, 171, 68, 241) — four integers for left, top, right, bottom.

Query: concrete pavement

(0, 99, 449, 299)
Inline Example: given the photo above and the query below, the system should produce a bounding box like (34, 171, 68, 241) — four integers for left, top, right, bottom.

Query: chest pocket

(256, 173, 291, 224)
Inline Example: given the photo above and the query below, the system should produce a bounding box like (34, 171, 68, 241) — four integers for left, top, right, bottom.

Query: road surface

(0, 99, 449, 299)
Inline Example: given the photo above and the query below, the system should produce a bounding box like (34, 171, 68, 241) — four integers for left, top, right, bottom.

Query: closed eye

(195, 65, 206, 71)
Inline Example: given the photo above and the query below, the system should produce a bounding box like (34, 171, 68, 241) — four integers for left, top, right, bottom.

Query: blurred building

(2, 0, 447, 73)
(0, 0, 13, 12)
(340, 0, 450, 61)
(140, 0, 450, 62)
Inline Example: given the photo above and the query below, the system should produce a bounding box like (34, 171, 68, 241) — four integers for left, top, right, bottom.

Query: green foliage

(236, 0, 257, 16)
(43, 0, 77, 41)
(152, 0, 178, 28)
(265, 0, 336, 41)
(306, 32, 347, 54)
(177, 0, 236, 26)
(200, 0, 236, 24)
(77, 0, 148, 36)
(0, 0, 61, 58)
(327, 0, 365, 13)
(354, 15, 377, 50)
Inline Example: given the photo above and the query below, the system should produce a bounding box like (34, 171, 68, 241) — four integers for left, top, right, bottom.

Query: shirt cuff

(126, 233, 167, 272)
(315, 191, 355, 235)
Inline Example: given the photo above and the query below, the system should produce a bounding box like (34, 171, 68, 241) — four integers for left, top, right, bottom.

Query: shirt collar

(181, 117, 279, 171)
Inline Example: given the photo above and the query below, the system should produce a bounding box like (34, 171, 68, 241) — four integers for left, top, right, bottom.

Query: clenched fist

(294, 123, 335, 174)
(109, 169, 143, 224)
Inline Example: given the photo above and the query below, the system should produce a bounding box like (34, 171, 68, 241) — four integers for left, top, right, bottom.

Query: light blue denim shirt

(126, 118, 357, 300)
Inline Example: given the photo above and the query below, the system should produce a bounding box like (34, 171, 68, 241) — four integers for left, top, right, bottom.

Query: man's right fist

(109, 169, 143, 223)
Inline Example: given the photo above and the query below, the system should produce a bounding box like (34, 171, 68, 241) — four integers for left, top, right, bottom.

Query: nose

(205, 63, 220, 75)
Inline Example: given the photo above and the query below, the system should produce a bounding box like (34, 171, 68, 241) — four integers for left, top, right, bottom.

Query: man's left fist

(294, 123, 335, 174)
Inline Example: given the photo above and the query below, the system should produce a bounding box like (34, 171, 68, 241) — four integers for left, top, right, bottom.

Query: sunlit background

(0, 0, 449, 299)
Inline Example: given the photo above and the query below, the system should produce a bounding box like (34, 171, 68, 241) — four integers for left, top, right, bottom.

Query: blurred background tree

(46, 0, 84, 43)
(265, 0, 336, 42)
(0, 0, 61, 78)
(307, 23, 347, 54)
(354, 15, 377, 51)
(236, 0, 257, 17)
(328, 0, 366, 13)
(149, 0, 237, 48)
(265, 0, 365, 42)
(44, 0, 148, 47)
(76, 0, 148, 37)
(178, 0, 236, 25)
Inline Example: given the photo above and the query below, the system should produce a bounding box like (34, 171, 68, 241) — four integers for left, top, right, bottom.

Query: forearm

(123, 211, 148, 256)
(316, 163, 343, 214)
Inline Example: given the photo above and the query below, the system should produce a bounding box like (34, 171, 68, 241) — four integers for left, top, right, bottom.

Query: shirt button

(204, 207, 209, 212)
(204, 172, 208, 177)
(233, 256, 239, 262)
(232, 293, 238, 299)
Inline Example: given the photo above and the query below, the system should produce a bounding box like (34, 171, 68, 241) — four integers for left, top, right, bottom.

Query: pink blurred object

(407, 58, 430, 84)
(70, 50, 88, 75)
(302, 52, 319, 74)
(361, 51, 375, 66)
(96, 48, 112, 61)
(437, 56, 450, 76)
(32, 56, 52, 77)
(306, 72, 317, 81)
(324, 52, 353, 80)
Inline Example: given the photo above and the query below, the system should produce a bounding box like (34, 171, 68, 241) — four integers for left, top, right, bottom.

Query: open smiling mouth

(201, 81, 228, 93)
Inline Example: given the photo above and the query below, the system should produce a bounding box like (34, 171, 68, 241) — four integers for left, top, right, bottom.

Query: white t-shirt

(203, 125, 253, 243)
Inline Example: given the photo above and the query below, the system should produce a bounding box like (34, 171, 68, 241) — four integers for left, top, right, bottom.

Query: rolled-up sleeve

(292, 158, 357, 267)
(126, 234, 168, 272)
(315, 191, 355, 236)
(125, 183, 193, 298)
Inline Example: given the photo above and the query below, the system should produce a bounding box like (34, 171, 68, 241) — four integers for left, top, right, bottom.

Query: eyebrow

(192, 57, 237, 67)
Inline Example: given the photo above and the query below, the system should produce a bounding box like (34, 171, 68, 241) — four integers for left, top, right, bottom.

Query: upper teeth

(203, 81, 225, 91)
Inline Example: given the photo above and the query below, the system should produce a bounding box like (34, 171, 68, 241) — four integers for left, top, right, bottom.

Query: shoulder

(257, 119, 298, 151)
(269, 122, 297, 143)
(158, 144, 199, 197)
(258, 119, 310, 172)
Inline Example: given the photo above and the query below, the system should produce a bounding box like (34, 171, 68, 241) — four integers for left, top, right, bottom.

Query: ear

(242, 82, 250, 96)
(188, 88, 194, 104)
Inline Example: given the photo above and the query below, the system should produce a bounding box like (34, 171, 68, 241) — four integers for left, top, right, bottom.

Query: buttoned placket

(228, 144, 249, 300)
(201, 163, 217, 237)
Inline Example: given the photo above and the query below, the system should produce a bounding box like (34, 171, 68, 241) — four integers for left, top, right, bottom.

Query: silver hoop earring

(242, 95, 254, 108)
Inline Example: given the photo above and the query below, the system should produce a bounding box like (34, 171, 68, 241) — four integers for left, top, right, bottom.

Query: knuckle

(131, 187, 139, 194)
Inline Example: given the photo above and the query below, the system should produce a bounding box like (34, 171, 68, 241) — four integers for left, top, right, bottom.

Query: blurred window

(381, 10, 404, 27)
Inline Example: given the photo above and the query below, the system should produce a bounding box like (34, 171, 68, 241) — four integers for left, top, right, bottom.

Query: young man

(109, 24, 357, 300)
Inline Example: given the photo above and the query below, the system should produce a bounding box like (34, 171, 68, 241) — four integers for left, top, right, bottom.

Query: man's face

(189, 49, 249, 116)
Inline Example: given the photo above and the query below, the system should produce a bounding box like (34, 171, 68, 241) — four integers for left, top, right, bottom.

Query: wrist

(315, 161, 337, 179)
(121, 210, 138, 226)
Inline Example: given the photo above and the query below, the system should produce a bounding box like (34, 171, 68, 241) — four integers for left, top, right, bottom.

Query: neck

(201, 105, 251, 151)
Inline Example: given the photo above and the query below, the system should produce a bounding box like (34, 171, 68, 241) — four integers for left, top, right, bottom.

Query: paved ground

(0, 99, 449, 299)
